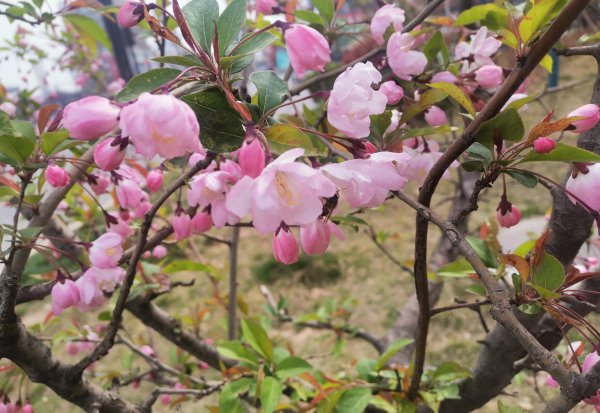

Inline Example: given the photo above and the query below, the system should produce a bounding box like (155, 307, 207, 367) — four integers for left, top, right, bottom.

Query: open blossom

(300, 218, 344, 255)
(86, 266, 126, 293)
(284, 25, 331, 78)
(146, 169, 163, 192)
(108, 216, 134, 238)
(455, 27, 501, 72)
(120, 93, 202, 159)
(76, 269, 106, 310)
(173, 213, 192, 240)
(63, 96, 120, 141)
(226, 149, 336, 233)
(533, 137, 556, 154)
(272, 227, 299, 264)
(327, 62, 388, 138)
(566, 163, 600, 211)
(567, 104, 600, 132)
(94, 138, 126, 171)
(118, 2, 143, 28)
(370, 4, 405, 45)
(424, 106, 447, 126)
(400, 139, 457, 185)
(238, 138, 265, 178)
(89, 233, 123, 268)
(51, 279, 80, 315)
(116, 179, 147, 210)
(380, 81, 404, 105)
(387, 32, 427, 80)
(46, 165, 70, 188)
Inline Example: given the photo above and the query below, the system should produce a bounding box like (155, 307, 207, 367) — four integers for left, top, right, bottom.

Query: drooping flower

(89, 233, 123, 269)
(173, 213, 192, 240)
(85, 266, 126, 293)
(226, 149, 336, 233)
(455, 27, 502, 72)
(238, 138, 266, 178)
(146, 169, 164, 192)
(370, 4, 405, 45)
(51, 278, 80, 315)
(256, 0, 277, 14)
(424, 106, 447, 127)
(191, 211, 213, 233)
(431, 71, 457, 84)
(496, 196, 521, 228)
(284, 25, 331, 78)
(379, 80, 404, 105)
(46, 164, 70, 188)
(62, 96, 120, 141)
(300, 218, 344, 255)
(565, 163, 600, 211)
(93, 138, 126, 171)
(567, 104, 600, 132)
(327, 62, 388, 138)
(116, 179, 147, 210)
(387, 32, 427, 80)
(120, 93, 202, 159)
(399, 139, 457, 185)
(117, 1, 143, 28)
(474, 65, 503, 89)
(533, 137, 556, 154)
(272, 227, 299, 264)
(75, 269, 106, 311)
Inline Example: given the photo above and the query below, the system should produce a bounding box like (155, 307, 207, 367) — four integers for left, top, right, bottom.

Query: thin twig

(228, 226, 240, 340)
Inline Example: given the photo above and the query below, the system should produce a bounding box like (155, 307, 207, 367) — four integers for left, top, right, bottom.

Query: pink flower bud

(272, 228, 299, 264)
(545, 374, 559, 388)
(497, 204, 521, 228)
(568, 104, 600, 132)
(238, 139, 265, 178)
(199, 361, 209, 370)
(173, 213, 192, 240)
(533, 137, 556, 154)
(152, 245, 167, 259)
(140, 345, 155, 357)
(51, 279, 80, 315)
(46, 165, 70, 188)
(431, 71, 457, 84)
(146, 169, 163, 192)
(22, 403, 34, 413)
(132, 380, 141, 389)
(191, 211, 212, 233)
(284, 25, 331, 78)
(65, 341, 81, 356)
(379, 81, 404, 105)
(424, 106, 447, 127)
(256, 0, 277, 14)
(117, 2, 143, 28)
(300, 219, 331, 255)
(474, 65, 503, 89)
(160, 395, 172, 405)
(91, 175, 111, 195)
(89, 232, 123, 268)
(63, 96, 120, 141)
(93, 138, 126, 171)
(116, 179, 146, 210)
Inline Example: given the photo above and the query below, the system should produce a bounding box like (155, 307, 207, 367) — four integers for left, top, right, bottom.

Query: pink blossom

(173, 213, 192, 240)
(272, 228, 299, 264)
(370, 4, 405, 45)
(160, 395, 172, 405)
(116, 179, 146, 210)
(474, 65, 503, 89)
(497, 203, 521, 228)
(424, 106, 447, 126)
(133, 198, 152, 219)
(107, 78, 126, 95)
(65, 341, 81, 356)
(400, 140, 457, 185)
(89, 233, 123, 268)
(300, 219, 344, 255)
(22, 404, 33, 413)
(117, 2, 142, 28)
(568, 104, 600, 132)
(583, 351, 600, 373)
(93, 138, 126, 171)
(51, 279, 80, 315)
(238, 139, 266, 178)
(75, 270, 106, 311)
(256, 0, 276, 14)
(327, 62, 388, 138)
(63, 96, 120, 141)
(108, 216, 134, 238)
(146, 169, 163, 192)
(387, 33, 427, 80)
(455, 27, 501, 72)
(0, 102, 16, 117)
(86, 266, 126, 293)
(140, 345, 155, 357)
(566, 163, 600, 211)
(533, 137, 556, 154)
(188, 151, 208, 167)
(120, 93, 202, 159)
(284, 25, 331, 78)
(152, 245, 167, 259)
(431, 71, 457, 84)
(226, 149, 336, 233)
(380, 81, 404, 105)
(191, 211, 213, 233)
(46, 165, 70, 188)
(385, 109, 402, 135)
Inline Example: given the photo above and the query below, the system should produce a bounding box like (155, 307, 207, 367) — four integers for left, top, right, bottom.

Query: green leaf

(520, 142, 600, 163)
(531, 284, 562, 300)
(249, 71, 288, 115)
(398, 125, 454, 140)
(63, 13, 112, 52)
(504, 94, 538, 111)
(428, 82, 475, 117)
(41, 131, 69, 156)
(477, 108, 524, 149)
(454, 4, 508, 28)
(532, 254, 564, 291)
(183, 88, 245, 152)
(217, 342, 259, 367)
(231, 31, 278, 57)
(466, 236, 497, 268)
(241, 319, 273, 362)
(219, 382, 245, 413)
(433, 361, 471, 382)
(295, 9, 327, 26)
(514, 240, 536, 258)
(275, 356, 312, 379)
(512, 273, 522, 295)
(519, 302, 543, 315)
(313, 0, 334, 23)
(183, 0, 220, 55)
(465, 283, 487, 297)
(162, 260, 215, 274)
(519, 0, 560, 44)
(399, 89, 447, 124)
(498, 399, 525, 413)
(540, 53, 554, 72)
(506, 170, 538, 188)
(0, 186, 19, 199)
(11, 120, 36, 142)
(375, 338, 414, 370)
(0, 111, 15, 135)
(335, 388, 371, 413)
(261, 377, 282, 413)
(0, 135, 34, 165)
(466, 142, 492, 165)
(437, 257, 474, 278)
(116, 68, 181, 102)
(150, 55, 203, 67)
(423, 31, 449, 65)
(217, 0, 246, 55)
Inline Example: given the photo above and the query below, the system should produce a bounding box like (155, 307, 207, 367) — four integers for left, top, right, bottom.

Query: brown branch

(542, 360, 600, 413)
(430, 299, 491, 316)
(228, 226, 240, 340)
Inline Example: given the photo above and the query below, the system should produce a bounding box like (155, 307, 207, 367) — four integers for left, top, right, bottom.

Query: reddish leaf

(37, 104, 60, 134)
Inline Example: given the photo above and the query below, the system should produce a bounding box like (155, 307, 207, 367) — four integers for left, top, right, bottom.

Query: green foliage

(428, 82, 475, 117)
(454, 4, 508, 29)
(520, 142, 600, 163)
(399, 89, 447, 124)
(506, 170, 538, 188)
(437, 257, 475, 278)
(374, 338, 414, 371)
(250, 71, 289, 115)
(116, 68, 181, 102)
(216, 0, 246, 55)
(63, 13, 112, 55)
(266, 124, 318, 154)
(241, 318, 274, 361)
(251, 253, 342, 286)
(423, 32, 449, 65)
(477, 109, 525, 149)
(335, 388, 371, 413)
(182, 0, 220, 54)
(532, 254, 564, 291)
(261, 376, 282, 413)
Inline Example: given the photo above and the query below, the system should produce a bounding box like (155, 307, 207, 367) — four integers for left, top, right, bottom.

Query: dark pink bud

(46, 165, 70, 188)
(117, 2, 143, 28)
(238, 139, 265, 178)
(272, 227, 299, 264)
(191, 211, 212, 233)
(379, 80, 404, 105)
(146, 170, 163, 192)
(173, 213, 192, 240)
(568, 104, 600, 132)
(533, 137, 556, 154)
(93, 138, 126, 171)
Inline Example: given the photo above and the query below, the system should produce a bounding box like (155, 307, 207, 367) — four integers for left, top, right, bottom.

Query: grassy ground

(14, 54, 600, 412)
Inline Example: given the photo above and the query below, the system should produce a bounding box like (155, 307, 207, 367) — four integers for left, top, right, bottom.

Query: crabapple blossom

(496, 196, 521, 228)
(431, 71, 457, 83)
(108, 216, 134, 238)
(76, 270, 106, 311)
(86, 266, 126, 293)
(22, 403, 33, 413)
(567, 104, 600, 132)
(51, 279, 80, 315)
(173, 213, 192, 240)
(565, 163, 600, 210)
(300, 219, 344, 255)
(117, 2, 143, 28)
(272, 227, 299, 264)
(0, 102, 16, 117)
(455, 27, 501, 72)
(379, 81, 404, 105)
(533, 137, 556, 154)
(46, 165, 69, 188)
(89, 233, 123, 268)
(424, 106, 447, 126)
(116, 179, 147, 210)
(238, 138, 265, 178)
(152, 245, 167, 259)
(387, 33, 427, 80)
(284, 25, 331, 78)
(93, 138, 126, 171)
(146, 169, 163, 192)
(255, 0, 276, 14)
(474, 65, 503, 89)
(191, 211, 213, 233)
(62, 96, 120, 140)
(400, 139, 457, 185)
(226, 149, 336, 233)
(370, 4, 405, 45)
(120, 93, 202, 159)
(327, 62, 387, 138)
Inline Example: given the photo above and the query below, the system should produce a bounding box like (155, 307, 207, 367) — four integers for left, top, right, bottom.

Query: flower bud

(431, 71, 457, 84)
(152, 245, 167, 259)
(256, 0, 277, 14)
(424, 106, 447, 127)
(568, 104, 600, 132)
(238, 139, 265, 178)
(496, 197, 521, 228)
(272, 227, 299, 264)
(93, 138, 126, 171)
(22, 403, 34, 413)
(379, 81, 404, 105)
(117, 2, 143, 28)
(160, 395, 172, 405)
(284, 25, 331, 78)
(191, 211, 212, 233)
(146, 169, 163, 192)
(533, 137, 556, 154)
(46, 165, 70, 188)
(51, 278, 80, 315)
(63, 96, 120, 141)
(566, 163, 600, 211)
(300, 219, 331, 255)
(474, 65, 503, 89)
(91, 175, 110, 195)
(173, 213, 192, 240)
